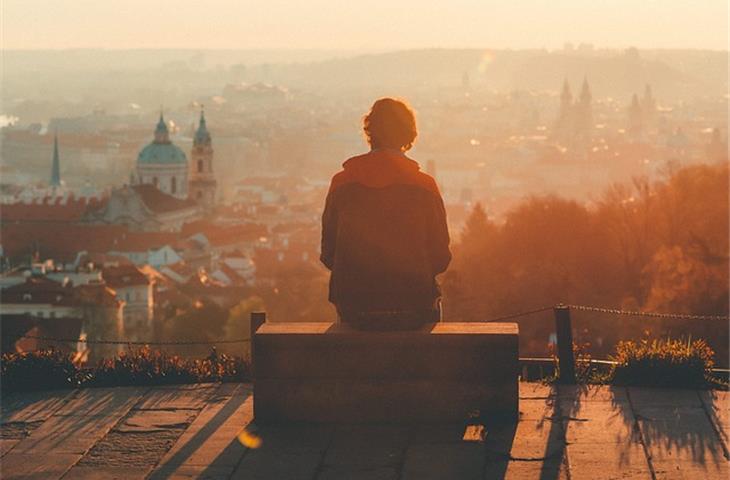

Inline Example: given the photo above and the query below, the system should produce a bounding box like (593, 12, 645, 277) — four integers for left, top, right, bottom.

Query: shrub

(609, 337, 715, 388)
(1, 348, 83, 391)
(1, 347, 250, 392)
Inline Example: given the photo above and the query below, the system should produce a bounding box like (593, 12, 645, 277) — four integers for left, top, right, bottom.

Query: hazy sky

(3, 0, 728, 50)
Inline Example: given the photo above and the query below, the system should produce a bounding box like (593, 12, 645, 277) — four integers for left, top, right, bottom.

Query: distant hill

(261, 48, 727, 98)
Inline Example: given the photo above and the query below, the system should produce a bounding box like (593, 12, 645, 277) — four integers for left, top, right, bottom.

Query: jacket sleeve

(429, 193, 452, 275)
(320, 187, 338, 270)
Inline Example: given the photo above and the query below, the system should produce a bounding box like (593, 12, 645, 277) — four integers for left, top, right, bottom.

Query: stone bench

(252, 320, 519, 423)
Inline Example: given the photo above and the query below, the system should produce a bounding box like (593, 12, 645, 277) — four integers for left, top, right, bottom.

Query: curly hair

(363, 98, 417, 151)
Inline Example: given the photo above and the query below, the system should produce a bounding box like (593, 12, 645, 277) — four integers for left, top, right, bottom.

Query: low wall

(253, 321, 519, 423)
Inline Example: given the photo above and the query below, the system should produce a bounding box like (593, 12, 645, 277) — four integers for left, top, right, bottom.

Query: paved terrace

(0, 383, 727, 479)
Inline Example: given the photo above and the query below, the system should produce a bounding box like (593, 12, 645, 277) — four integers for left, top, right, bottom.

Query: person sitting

(320, 97, 451, 330)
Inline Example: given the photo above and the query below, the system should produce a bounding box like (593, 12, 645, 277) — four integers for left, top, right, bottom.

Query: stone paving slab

(558, 384, 629, 403)
(628, 387, 703, 408)
(635, 404, 729, 479)
(561, 400, 638, 444)
(135, 384, 217, 411)
(567, 440, 651, 479)
(483, 458, 569, 480)
(518, 382, 556, 399)
(11, 413, 125, 455)
(252, 424, 334, 454)
(1, 452, 82, 480)
(0, 439, 21, 457)
(61, 466, 151, 479)
(54, 386, 148, 417)
(116, 409, 199, 433)
(323, 424, 409, 468)
(230, 450, 322, 480)
(401, 443, 486, 480)
(0, 389, 76, 423)
(148, 465, 235, 480)
(317, 465, 398, 480)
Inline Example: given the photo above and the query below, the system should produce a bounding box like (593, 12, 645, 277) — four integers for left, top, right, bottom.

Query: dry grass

(609, 337, 715, 388)
(1, 347, 249, 392)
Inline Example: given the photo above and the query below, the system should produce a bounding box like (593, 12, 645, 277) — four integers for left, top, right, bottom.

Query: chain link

(481, 306, 554, 322)
(568, 304, 729, 321)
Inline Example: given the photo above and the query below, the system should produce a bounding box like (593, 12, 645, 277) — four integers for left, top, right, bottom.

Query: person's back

(321, 98, 451, 330)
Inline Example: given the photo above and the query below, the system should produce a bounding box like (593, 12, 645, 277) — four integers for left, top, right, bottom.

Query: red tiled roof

(1, 276, 118, 307)
(1, 223, 128, 261)
(102, 264, 149, 288)
(131, 185, 198, 214)
(207, 225, 268, 247)
(1, 197, 105, 223)
(110, 231, 179, 252)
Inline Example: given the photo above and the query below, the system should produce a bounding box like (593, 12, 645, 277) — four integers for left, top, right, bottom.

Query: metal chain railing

(5, 333, 250, 346)
(6, 304, 728, 349)
(568, 304, 730, 321)
(480, 306, 554, 322)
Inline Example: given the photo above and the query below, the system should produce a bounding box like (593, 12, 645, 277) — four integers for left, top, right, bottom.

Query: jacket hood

(341, 150, 422, 189)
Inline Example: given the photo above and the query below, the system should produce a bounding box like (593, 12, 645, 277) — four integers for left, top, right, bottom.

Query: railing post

(553, 304, 576, 384)
(250, 312, 266, 377)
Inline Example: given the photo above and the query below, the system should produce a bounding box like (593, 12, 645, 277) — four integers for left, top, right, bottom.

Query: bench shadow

(560, 384, 727, 473)
(152, 388, 251, 479)
(617, 387, 727, 469)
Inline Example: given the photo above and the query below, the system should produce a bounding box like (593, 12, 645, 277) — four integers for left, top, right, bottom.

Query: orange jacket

(321, 149, 451, 311)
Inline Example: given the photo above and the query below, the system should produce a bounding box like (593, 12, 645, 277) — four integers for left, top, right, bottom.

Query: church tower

(50, 133, 61, 189)
(575, 77, 593, 142)
(188, 110, 217, 208)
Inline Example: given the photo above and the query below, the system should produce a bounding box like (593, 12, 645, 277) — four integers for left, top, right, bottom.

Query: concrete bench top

(255, 321, 519, 336)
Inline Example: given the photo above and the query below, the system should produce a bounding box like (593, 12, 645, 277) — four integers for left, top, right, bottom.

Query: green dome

(137, 142, 187, 165)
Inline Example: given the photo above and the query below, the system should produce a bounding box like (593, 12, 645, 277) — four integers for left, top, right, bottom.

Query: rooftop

(1, 382, 727, 479)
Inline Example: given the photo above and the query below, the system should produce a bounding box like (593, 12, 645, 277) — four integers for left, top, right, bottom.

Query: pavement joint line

(696, 389, 730, 461)
(625, 387, 658, 480)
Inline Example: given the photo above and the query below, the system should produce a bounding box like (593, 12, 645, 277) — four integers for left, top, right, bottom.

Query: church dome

(137, 142, 187, 165)
(137, 113, 187, 165)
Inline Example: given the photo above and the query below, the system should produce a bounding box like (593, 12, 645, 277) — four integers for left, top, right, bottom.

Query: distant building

(641, 84, 656, 126)
(84, 184, 200, 232)
(553, 77, 593, 146)
(0, 276, 123, 360)
(188, 110, 217, 209)
(136, 114, 188, 199)
(628, 94, 644, 139)
(102, 264, 153, 339)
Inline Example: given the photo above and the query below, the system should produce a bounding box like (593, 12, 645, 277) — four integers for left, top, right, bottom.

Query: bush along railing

(483, 303, 728, 387)
(0, 346, 249, 393)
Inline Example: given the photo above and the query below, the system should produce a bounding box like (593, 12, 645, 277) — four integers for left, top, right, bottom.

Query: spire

(50, 132, 61, 188)
(642, 84, 656, 114)
(194, 108, 211, 146)
(580, 76, 591, 104)
(154, 110, 170, 144)
(560, 79, 572, 103)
